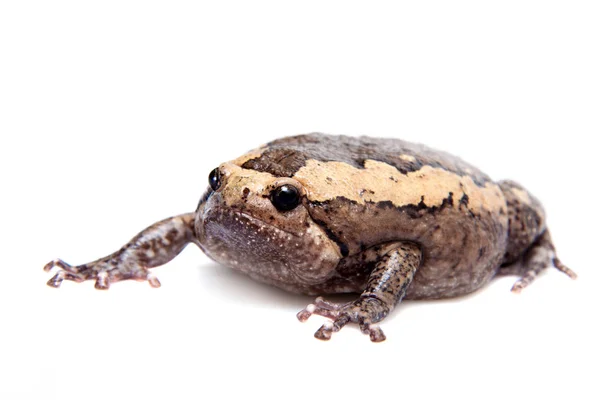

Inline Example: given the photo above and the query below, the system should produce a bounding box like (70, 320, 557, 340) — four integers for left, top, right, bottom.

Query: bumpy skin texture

(229, 133, 508, 298)
(44, 133, 576, 342)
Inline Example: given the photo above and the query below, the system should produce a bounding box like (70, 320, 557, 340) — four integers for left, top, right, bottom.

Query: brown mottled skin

(44, 133, 576, 342)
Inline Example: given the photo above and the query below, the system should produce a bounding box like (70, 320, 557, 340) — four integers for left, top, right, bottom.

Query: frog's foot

(297, 296, 388, 342)
(43, 258, 161, 290)
(511, 231, 577, 293)
(43, 214, 197, 290)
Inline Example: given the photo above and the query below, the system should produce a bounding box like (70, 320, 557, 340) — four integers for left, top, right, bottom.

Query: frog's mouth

(196, 202, 341, 288)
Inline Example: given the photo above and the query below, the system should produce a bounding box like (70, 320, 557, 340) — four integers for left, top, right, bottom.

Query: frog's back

(241, 133, 492, 186)
(239, 133, 509, 298)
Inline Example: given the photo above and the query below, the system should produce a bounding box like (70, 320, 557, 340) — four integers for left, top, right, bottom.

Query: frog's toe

(94, 271, 111, 290)
(314, 321, 335, 340)
(44, 258, 96, 288)
(313, 314, 350, 340)
(43, 260, 56, 272)
(47, 270, 85, 288)
(297, 297, 345, 322)
(127, 267, 162, 288)
(43, 258, 80, 273)
(358, 320, 386, 342)
(297, 298, 346, 340)
(146, 274, 161, 288)
(314, 321, 333, 340)
(552, 256, 577, 280)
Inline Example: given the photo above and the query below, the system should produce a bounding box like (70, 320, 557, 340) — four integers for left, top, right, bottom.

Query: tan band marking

(231, 146, 267, 167)
(293, 159, 506, 214)
(219, 163, 300, 207)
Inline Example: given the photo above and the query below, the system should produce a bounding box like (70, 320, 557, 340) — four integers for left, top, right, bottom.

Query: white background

(1, 1, 598, 399)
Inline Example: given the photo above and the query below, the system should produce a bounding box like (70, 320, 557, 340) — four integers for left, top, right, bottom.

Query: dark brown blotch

(242, 187, 250, 201)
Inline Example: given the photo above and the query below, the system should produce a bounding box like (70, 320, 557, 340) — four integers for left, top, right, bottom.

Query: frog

(43, 133, 577, 342)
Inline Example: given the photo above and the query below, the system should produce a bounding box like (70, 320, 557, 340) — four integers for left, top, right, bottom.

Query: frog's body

(220, 134, 509, 299)
(44, 133, 576, 342)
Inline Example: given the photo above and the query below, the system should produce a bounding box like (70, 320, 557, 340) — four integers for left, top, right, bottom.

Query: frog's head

(195, 162, 341, 288)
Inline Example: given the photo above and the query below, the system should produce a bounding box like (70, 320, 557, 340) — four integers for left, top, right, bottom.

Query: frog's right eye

(271, 184, 301, 212)
(208, 168, 222, 191)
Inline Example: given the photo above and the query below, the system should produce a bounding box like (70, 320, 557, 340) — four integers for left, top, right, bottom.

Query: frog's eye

(208, 168, 222, 191)
(271, 184, 300, 212)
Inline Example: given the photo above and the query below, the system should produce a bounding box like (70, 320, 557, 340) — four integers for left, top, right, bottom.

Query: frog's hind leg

(498, 180, 576, 292)
(509, 230, 576, 293)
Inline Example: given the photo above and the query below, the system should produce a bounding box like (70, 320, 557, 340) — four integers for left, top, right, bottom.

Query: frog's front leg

(297, 242, 422, 342)
(44, 213, 198, 289)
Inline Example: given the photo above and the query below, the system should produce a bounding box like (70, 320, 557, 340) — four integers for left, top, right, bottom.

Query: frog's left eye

(208, 168, 222, 191)
(271, 184, 301, 212)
